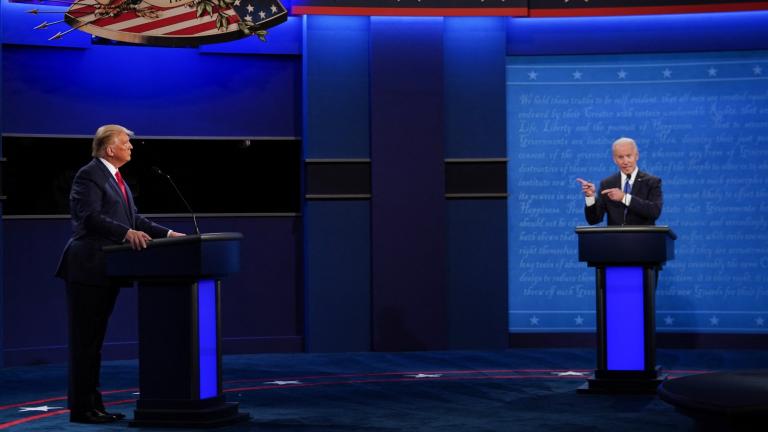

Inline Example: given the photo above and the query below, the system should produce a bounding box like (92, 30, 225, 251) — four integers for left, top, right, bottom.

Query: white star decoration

(572, 71, 583, 80)
(664, 315, 674, 325)
(259, 10, 267, 19)
(245, 14, 253, 22)
(406, 374, 443, 378)
(271, 4, 278, 13)
(574, 315, 584, 325)
(707, 67, 718, 77)
(617, 69, 627, 79)
(552, 371, 588, 376)
(709, 316, 720, 326)
(246, 4, 254, 13)
(264, 380, 301, 385)
(529, 315, 540, 326)
(754, 65, 764, 76)
(662, 68, 672, 78)
(234, 0, 240, 5)
(19, 406, 63, 412)
(527, 70, 538, 80)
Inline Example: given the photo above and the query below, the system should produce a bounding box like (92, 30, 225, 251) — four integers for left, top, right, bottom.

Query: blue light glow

(605, 267, 645, 371)
(198, 279, 217, 399)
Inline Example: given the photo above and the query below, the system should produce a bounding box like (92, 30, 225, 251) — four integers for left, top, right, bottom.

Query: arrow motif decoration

(29, 0, 287, 46)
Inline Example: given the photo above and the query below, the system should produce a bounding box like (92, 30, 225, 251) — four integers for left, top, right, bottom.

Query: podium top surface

(575, 225, 677, 240)
(103, 232, 243, 253)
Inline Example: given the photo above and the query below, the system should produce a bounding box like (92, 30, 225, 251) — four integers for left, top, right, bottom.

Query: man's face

(107, 132, 133, 167)
(612, 141, 638, 175)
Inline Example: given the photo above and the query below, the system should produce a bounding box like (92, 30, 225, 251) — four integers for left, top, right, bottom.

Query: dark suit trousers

(66, 282, 120, 412)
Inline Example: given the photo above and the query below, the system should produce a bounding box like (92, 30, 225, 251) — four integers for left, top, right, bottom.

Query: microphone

(152, 166, 201, 235)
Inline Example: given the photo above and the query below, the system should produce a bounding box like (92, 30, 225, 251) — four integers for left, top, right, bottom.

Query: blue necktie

(623, 176, 632, 219)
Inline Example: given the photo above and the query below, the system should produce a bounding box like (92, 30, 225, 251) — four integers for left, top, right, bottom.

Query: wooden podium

(575, 226, 676, 394)
(104, 232, 249, 427)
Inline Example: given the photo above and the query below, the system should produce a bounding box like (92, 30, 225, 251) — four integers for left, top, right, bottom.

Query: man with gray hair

(56, 125, 185, 423)
(576, 137, 663, 226)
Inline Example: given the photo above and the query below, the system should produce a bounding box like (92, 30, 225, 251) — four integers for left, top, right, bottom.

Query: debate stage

(1, 348, 767, 431)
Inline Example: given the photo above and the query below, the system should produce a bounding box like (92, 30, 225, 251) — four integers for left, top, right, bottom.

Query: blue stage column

(370, 17, 448, 351)
(444, 17, 508, 349)
(302, 15, 372, 352)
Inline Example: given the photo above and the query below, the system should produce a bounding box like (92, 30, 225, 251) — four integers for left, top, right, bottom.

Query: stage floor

(1, 348, 767, 431)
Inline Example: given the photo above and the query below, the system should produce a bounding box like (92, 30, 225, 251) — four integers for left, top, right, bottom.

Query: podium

(575, 226, 676, 394)
(103, 232, 249, 427)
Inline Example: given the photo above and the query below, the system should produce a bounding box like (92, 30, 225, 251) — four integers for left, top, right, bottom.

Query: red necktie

(115, 171, 128, 203)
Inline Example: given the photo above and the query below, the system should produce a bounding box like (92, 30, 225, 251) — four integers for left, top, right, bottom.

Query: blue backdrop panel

(507, 11, 768, 56)
(303, 15, 370, 159)
(304, 201, 371, 352)
(370, 17, 447, 351)
(444, 17, 506, 159)
(507, 50, 768, 334)
(2, 45, 300, 137)
(447, 199, 508, 349)
(2, 216, 302, 366)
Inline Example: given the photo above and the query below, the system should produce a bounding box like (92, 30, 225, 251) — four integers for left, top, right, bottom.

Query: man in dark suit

(56, 125, 185, 423)
(577, 137, 663, 226)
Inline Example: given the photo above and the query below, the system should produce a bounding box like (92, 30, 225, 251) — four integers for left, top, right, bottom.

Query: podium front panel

(605, 267, 645, 371)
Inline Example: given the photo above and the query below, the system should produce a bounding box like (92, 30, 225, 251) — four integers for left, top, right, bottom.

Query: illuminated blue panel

(198, 280, 218, 399)
(507, 11, 768, 55)
(605, 267, 644, 371)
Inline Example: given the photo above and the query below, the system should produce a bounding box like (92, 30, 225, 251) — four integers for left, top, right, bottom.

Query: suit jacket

(56, 159, 169, 286)
(585, 170, 663, 226)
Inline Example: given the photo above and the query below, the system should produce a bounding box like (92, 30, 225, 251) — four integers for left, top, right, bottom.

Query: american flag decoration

(29, 0, 287, 47)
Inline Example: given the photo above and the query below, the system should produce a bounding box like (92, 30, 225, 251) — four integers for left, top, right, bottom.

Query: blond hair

(91, 124, 134, 157)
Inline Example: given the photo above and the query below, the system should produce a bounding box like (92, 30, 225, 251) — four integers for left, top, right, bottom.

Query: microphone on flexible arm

(151, 166, 201, 235)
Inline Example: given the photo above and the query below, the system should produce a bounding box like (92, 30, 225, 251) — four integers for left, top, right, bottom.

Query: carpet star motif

(756, 317, 765, 327)
(19, 406, 63, 412)
(754, 65, 763, 75)
(574, 315, 584, 325)
(406, 374, 443, 378)
(552, 371, 588, 376)
(709, 316, 720, 326)
(530, 315, 540, 326)
(707, 67, 718, 77)
(617, 69, 627, 79)
(527, 70, 538, 80)
(264, 380, 302, 385)
(664, 315, 674, 325)
(572, 71, 583, 80)
(662, 68, 672, 78)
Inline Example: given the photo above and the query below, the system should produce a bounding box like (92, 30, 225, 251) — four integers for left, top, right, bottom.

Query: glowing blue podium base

(104, 233, 249, 427)
(575, 226, 676, 394)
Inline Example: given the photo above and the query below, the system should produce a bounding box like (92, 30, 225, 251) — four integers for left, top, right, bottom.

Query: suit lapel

(94, 159, 133, 224)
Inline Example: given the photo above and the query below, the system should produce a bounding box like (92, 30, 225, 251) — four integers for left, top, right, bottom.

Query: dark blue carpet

(1, 348, 767, 431)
